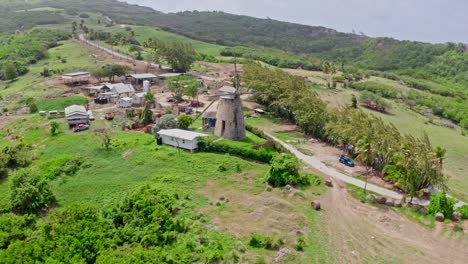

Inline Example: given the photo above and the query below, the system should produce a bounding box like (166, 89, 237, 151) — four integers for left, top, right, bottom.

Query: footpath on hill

(266, 132, 465, 208)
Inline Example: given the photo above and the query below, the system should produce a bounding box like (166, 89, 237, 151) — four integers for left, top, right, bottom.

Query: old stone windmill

(213, 61, 246, 140)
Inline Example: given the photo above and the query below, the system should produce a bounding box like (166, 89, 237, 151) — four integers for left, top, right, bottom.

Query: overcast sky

(122, 0, 468, 44)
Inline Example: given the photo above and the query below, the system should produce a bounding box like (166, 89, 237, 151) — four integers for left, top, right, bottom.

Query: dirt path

(266, 132, 409, 201)
(323, 179, 468, 263)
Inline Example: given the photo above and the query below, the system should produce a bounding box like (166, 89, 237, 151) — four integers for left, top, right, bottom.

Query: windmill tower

(214, 60, 246, 140)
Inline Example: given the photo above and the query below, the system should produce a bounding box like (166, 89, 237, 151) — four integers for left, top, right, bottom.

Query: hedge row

(198, 139, 276, 163)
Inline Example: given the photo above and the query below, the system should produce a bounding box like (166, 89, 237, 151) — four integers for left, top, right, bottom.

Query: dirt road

(323, 179, 468, 263)
(266, 132, 408, 200)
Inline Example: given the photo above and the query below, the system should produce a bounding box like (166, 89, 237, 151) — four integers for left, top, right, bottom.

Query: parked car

(73, 124, 90, 133)
(339, 155, 355, 167)
(105, 112, 114, 120)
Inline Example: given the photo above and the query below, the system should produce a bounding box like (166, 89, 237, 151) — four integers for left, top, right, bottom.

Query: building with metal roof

(157, 129, 208, 152)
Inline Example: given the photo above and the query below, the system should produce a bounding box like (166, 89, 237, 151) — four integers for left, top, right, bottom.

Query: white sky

(122, 0, 468, 43)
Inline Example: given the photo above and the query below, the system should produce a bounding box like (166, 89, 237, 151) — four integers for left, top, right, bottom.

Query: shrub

(428, 192, 455, 217)
(152, 114, 177, 133)
(248, 233, 276, 249)
(294, 237, 306, 251)
(9, 169, 56, 214)
(456, 205, 468, 220)
(267, 154, 310, 187)
(177, 115, 193, 130)
(49, 121, 60, 136)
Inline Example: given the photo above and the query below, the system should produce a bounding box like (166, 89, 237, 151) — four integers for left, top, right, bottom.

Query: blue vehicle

(339, 155, 355, 167)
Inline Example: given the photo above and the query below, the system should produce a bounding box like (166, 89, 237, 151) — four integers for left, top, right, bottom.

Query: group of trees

(144, 39, 197, 72)
(166, 75, 199, 101)
(92, 64, 130, 82)
(0, 186, 237, 263)
(0, 29, 69, 81)
(243, 62, 448, 199)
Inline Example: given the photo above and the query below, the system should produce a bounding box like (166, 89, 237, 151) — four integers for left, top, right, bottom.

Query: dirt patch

(122, 151, 133, 159)
(198, 172, 310, 245)
(323, 178, 468, 263)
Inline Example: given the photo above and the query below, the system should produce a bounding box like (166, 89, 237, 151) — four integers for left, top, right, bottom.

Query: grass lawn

(37, 95, 89, 111)
(0, 114, 333, 263)
(0, 116, 269, 210)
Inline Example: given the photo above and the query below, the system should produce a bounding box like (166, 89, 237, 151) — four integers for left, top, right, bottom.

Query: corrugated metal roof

(63, 72, 90, 77)
(108, 83, 135, 94)
(158, 73, 182, 78)
(130, 73, 157, 79)
(64, 105, 87, 117)
(158, 129, 208, 141)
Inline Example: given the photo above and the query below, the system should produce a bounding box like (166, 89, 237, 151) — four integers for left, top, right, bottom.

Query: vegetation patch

(37, 96, 88, 111)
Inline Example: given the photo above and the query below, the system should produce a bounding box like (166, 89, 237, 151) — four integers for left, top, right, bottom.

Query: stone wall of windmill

(214, 87, 246, 140)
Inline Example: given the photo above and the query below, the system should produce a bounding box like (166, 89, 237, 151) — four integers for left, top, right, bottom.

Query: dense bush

(9, 169, 56, 215)
(267, 154, 310, 187)
(40, 156, 86, 180)
(108, 185, 184, 247)
(456, 205, 468, 220)
(0, 29, 69, 80)
(350, 81, 400, 99)
(0, 185, 237, 263)
(198, 138, 276, 163)
(428, 192, 455, 217)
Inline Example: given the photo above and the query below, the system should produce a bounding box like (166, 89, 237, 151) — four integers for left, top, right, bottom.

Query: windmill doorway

(221, 121, 226, 136)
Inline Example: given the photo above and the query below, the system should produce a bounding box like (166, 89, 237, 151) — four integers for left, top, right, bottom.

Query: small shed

(202, 111, 217, 130)
(132, 92, 146, 106)
(118, 97, 133, 108)
(157, 129, 208, 152)
(129, 73, 157, 86)
(81, 85, 109, 96)
(62, 72, 91, 85)
(64, 105, 88, 126)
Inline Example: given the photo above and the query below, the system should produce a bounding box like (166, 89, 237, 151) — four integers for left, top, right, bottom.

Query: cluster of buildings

(63, 72, 158, 108)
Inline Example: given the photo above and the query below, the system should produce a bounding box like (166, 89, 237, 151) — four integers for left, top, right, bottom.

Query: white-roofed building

(117, 97, 133, 108)
(132, 92, 147, 106)
(104, 83, 135, 97)
(157, 129, 208, 152)
(129, 73, 158, 86)
(62, 72, 91, 85)
(64, 105, 88, 126)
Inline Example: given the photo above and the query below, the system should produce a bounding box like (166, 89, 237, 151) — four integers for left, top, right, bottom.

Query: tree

(177, 115, 193, 130)
(143, 91, 156, 105)
(95, 128, 112, 150)
(10, 169, 56, 214)
(267, 154, 310, 187)
(357, 135, 372, 193)
(2, 63, 19, 81)
(152, 114, 177, 134)
(145, 39, 197, 72)
(167, 76, 199, 101)
(96, 64, 130, 82)
(49, 121, 60, 136)
(165, 42, 197, 72)
(71, 21, 77, 34)
(351, 94, 358, 108)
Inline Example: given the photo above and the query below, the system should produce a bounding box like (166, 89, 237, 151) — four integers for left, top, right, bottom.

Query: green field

(0, 40, 111, 110)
